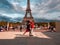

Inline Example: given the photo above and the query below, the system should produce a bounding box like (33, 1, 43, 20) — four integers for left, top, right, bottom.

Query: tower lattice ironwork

(22, 0, 34, 23)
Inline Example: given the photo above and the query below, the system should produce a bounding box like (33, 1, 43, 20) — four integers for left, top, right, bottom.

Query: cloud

(10, 1, 25, 13)
(0, 14, 22, 22)
(30, 0, 60, 21)
(31, 0, 60, 14)
(0, 13, 24, 18)
(0, 0, 15, 14)
(0, 0, 13, 8)
(0, 14, 12, 22)
(0, 0, 60, 22)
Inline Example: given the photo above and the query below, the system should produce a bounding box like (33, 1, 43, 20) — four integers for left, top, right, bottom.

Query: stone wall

(56, 22, 60, 32)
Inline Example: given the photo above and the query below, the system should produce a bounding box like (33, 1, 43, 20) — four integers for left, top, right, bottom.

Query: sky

(0, 0, 60, 22)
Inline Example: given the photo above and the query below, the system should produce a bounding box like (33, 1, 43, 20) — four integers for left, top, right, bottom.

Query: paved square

(0, 32, 60, 45)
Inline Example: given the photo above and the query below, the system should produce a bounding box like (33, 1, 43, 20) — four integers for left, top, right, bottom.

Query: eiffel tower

(22, 0, 34, 24)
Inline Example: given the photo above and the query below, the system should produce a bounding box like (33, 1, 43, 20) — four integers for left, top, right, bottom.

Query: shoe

(29, 35, 33, 36)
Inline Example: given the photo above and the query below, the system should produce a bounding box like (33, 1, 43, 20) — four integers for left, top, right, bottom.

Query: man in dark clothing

(20, 25, 22, 32)
(0, 26, 3, 32)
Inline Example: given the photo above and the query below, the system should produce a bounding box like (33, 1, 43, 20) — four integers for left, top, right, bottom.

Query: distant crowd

(0, 23, 56, 32)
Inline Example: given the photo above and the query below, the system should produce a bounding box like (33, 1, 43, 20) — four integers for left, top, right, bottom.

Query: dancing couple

(23, 20, 34, 36)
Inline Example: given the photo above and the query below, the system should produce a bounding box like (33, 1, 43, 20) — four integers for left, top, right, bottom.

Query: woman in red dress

(30, 20, 34, 36)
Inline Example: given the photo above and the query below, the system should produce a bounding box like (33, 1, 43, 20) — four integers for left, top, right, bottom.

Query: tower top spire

(27, 0, 31, 10)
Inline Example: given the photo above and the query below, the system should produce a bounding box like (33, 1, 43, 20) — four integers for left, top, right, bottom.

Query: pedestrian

(20, 25, 22, 32)
(0, 26, 3, 32)
(49, 25, 56, 32)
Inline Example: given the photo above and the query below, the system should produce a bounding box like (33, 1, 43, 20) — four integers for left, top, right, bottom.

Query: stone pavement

(0, 31, 60, 45)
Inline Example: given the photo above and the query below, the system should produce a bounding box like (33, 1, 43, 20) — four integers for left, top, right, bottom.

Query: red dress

(30, 22, 34, 28)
